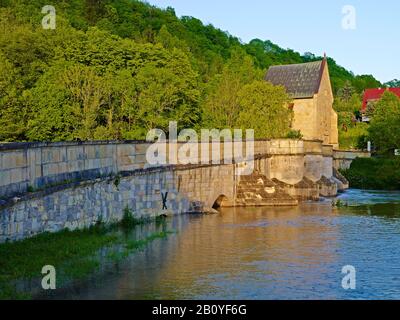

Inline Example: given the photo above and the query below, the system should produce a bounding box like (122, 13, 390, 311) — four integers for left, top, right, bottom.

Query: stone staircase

(235, 172, 298, 207)
(272, 177, 320, 201)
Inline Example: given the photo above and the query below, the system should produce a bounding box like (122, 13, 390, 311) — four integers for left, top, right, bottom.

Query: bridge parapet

(0, 139, 339, 201)
(265, 139, 304, 155)
(0, 140, 252, 200)
(303, 140, 323, 154)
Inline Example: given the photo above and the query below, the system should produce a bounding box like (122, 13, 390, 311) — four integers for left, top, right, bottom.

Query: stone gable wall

(290, 63, 339, 148)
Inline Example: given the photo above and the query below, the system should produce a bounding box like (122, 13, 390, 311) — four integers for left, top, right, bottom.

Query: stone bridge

(0, 139, 357, 242)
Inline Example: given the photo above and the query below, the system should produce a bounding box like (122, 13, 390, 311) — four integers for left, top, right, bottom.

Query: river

(39, 189, 400, 300)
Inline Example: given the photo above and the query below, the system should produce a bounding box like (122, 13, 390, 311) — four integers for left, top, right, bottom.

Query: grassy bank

(341, 157, 400, 190)
(0, 209, 172, 299)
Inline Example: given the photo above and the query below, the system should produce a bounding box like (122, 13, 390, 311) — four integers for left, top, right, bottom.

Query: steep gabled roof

(265, 60, 325, 99)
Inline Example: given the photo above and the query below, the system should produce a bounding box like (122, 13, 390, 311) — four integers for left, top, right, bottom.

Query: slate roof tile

(265, 60, 325, 99)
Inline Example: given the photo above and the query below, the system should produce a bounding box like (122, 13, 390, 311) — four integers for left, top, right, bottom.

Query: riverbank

(340, 157, 400, 190)
(0, 210, 172, 300)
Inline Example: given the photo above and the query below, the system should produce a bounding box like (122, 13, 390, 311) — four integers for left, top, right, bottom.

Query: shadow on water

(335, 189, 400, 219)
(336, 189, 400, 206)
(338, 203, 400, 219)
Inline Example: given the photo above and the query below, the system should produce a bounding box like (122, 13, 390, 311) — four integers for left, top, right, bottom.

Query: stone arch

(212, 195, 229, 209)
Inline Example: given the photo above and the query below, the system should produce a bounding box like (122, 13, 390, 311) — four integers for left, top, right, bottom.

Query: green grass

(120, 206, 149, 228)
(341, 157, 400, 190)
(0, 214, 171, 300)
(332, 199, 349, 207)
(339, 123, 369, 150)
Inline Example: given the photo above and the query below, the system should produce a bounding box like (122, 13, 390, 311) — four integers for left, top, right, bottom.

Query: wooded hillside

(0, 0, 382, 141)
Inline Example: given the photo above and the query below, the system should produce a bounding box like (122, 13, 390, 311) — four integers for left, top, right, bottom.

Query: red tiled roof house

(362, 88, 400, 112)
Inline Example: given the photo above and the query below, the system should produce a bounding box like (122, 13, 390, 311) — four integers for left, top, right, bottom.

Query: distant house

(265, 57, 339, 148)
(362, 88, 400, 122)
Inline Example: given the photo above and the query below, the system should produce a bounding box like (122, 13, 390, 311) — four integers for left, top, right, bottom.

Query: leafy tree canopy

(368, 92, 400, 154)
(0, 0, 384, 142)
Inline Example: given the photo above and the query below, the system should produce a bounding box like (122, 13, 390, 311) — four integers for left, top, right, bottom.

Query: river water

(40, 189, 400, 300)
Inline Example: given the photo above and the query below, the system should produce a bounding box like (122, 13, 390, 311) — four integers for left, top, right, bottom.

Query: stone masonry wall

(0, 139, 340, 243)
(0, 164, 236, 243)
(333, 150, 371, 170)
(0, 140, 258, 200)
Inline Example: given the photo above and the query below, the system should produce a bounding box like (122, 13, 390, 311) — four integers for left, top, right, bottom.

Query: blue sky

(148, 0, 400, 83)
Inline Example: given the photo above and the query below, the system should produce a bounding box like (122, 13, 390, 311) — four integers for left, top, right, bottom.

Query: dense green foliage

(385, 79, 400, 88)
(0, 0, 382, 141)
(200, 50, 292, 138)
(337, 91, 400, 154)
(337, 89, 400, 190)
(367, 92, 400, 154)
(341, 157, 400, 190)
(338, 123, 369, 150)
(236, 81, 292, 139)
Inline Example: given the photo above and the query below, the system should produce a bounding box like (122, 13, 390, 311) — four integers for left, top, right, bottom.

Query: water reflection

(39, 190, 400, 300)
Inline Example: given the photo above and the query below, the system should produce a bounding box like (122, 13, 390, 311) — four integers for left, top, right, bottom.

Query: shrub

(120, 207, 146, 228)
(286, 130, 303, 139)
(341, 157, 400, 190)
(339, 122, 369, 150)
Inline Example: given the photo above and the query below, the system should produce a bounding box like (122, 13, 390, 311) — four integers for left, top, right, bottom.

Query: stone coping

(0, 150, 306, 210)
(333, 149, 371, 154)
(0, 139, 325, 152)
(0, 140, 148, 151)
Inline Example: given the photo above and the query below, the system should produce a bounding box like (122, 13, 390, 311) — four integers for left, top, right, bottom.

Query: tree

(201, 49, 263, 129)
(333, 82, 362, 130)
(85, 0, 106, 25)
(156, 25, 184, 51)
(0, 53, 26, 141)
(336, 81, 355, 102)
(0, 0, 385, 143)
(368, 92, 400, 154)
(385, 79, 400, 88)
(352, 75, 382, 93)
(236, 81, 292, 139)
(132, 56, 200, 138)
(63, 64, 111, 140)
(26, 62, 111, 141)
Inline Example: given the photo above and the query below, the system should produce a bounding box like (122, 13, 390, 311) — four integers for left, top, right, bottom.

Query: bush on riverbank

(341, 157, 400, 190)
